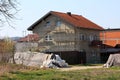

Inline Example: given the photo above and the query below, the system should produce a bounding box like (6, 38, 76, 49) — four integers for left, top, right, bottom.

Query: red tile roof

(28, 11, 104, 30)
(100, 30, 120, 47)
(18, 33, 39, 42)
(51, 11, 104, 30)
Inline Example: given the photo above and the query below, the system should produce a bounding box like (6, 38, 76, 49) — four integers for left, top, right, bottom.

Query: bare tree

(0, 0, 18, 27)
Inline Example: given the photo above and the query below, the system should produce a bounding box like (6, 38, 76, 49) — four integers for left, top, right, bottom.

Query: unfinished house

(28, 11, 104, 64)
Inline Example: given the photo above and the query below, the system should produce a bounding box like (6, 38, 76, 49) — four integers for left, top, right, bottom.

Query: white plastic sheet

(12, 52, 68, 68)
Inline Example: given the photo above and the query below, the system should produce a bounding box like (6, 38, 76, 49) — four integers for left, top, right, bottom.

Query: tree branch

(0, 0, 19, 28)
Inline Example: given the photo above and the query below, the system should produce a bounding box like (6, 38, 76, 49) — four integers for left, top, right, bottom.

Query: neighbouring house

(16, 33, 40, 52)
(27, 11, 104, 64)
(100, 28, 120, 63)
(18, 33, 39, 42)
(100, 28, 120, 47)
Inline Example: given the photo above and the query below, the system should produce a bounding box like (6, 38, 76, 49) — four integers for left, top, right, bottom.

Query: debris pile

(41, 54, 68, 68)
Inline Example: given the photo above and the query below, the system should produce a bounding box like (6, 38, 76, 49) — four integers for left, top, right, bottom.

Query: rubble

(41, 54, 68, 68)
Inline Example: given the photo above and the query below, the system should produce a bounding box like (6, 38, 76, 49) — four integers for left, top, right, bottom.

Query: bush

(0, 38, 14, 62)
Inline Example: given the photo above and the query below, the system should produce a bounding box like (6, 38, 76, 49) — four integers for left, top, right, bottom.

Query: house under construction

(28, 11, 104, 64)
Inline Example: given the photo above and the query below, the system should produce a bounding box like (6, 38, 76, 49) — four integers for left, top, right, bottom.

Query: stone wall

(15, 42, 38, 52)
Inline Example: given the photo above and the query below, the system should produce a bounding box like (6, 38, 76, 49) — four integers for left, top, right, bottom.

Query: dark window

(45, 35, 52, 41)
(45, 21, 50, 27)
(80, 34, 86, 40)
(94, 35, 98, 40)
(56, 21, 61, 27)
(89, 35, 94, 41)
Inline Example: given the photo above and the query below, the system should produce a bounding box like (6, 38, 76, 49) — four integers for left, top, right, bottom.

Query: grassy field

(0, 64, 120, 80)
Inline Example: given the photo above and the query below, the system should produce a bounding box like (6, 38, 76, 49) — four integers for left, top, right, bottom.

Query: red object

(52, 11, 104, 30)
(18, 33, 39, 42)
(100, 29, 120, 47)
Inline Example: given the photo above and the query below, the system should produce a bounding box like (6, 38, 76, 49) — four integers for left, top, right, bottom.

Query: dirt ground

(60, 66, 103, 71)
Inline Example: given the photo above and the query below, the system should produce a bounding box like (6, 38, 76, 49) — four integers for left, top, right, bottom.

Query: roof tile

(51, 11, 104, 30)
(28, 11, 104, 30)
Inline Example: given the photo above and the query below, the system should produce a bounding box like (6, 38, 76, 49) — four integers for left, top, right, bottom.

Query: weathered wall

(15, 42, 38, 52)
(75, 28, 101, 63)
(33, 15, 76, 52)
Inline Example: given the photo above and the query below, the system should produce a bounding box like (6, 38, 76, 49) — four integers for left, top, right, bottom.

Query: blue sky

(0, 0, 120, 37)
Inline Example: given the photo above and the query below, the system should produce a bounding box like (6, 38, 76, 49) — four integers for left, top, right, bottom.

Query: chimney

(67, 12, 71, 16)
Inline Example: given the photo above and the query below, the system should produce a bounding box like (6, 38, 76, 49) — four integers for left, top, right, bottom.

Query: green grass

(0, 66, 120, 80)
(71, 63, 103, 66)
